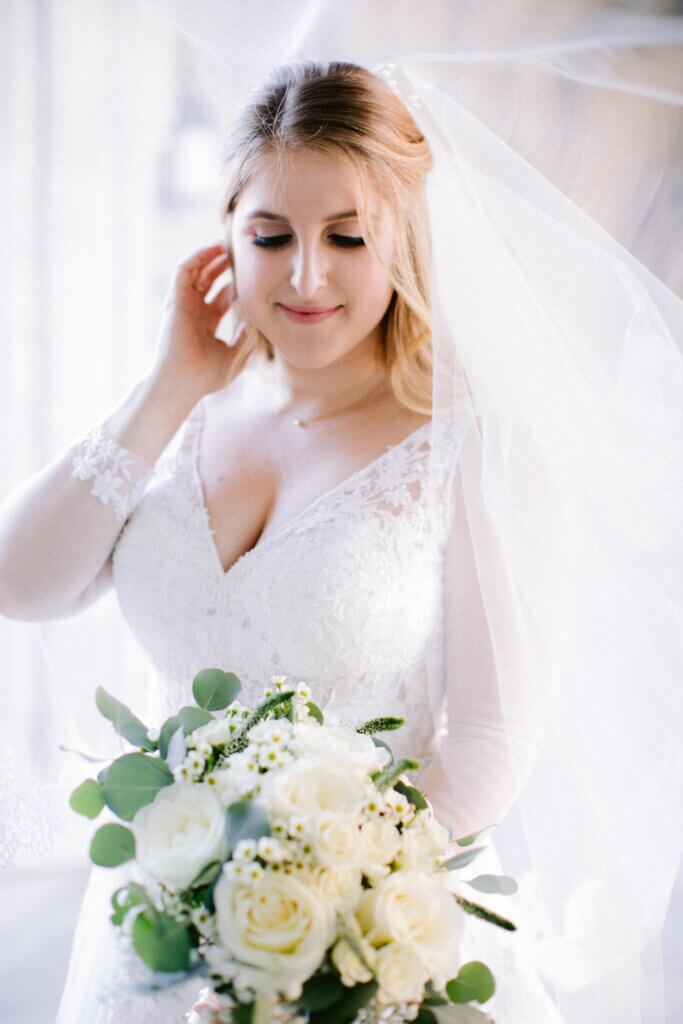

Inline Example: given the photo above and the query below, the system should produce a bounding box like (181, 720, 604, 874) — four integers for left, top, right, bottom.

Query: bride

(1, 45, 681, 1024)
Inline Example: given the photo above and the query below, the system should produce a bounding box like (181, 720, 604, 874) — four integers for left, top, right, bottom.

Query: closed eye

(252, 234, 365, 249)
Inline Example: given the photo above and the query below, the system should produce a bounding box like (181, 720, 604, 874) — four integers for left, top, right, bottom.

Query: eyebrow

(245, 208, 360, 224)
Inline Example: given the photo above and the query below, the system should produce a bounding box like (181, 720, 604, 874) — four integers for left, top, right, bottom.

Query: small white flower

(257, 836, 287, 863)
(223, 861, 244, 880)
(263, 687, 274, 699)
(288, 816, 307, 838)
(245, 862, 264, 883)
(258, 744, 282, 768)
(146, 726, 160, 742)
(271, 817, 288, 837)
(270, 674, 288, 689)
(295, 682, 312, 700)
(233, 839, 257, 862)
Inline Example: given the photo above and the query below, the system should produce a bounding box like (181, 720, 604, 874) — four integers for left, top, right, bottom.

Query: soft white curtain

(0, 2, 233, 1019)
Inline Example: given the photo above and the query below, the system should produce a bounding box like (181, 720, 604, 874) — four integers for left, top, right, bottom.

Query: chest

(196, 396, 431, 577)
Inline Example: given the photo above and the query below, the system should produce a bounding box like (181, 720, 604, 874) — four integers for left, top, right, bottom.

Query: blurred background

(1, 1, 681, 1021)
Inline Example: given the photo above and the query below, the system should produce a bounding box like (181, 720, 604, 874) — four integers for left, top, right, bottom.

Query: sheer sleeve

(420, 444, 540, 843)
(70, 421, 155, 526)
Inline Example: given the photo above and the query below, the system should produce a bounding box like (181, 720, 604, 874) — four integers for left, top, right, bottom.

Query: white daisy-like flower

(271, 817, 288, 837)
(258, 744, 281, 768)
(257, 836, 287, 863)
(146, 726, 160, 743)
(233, 839, 257, 862)
(288, 816, 307, 838)
(245, 862, 264, 884)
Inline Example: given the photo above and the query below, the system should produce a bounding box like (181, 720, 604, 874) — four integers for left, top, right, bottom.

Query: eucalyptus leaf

(131, 907, 193, 973)
(95, 685, 156, 750)
(110, 883, 148, 926)
(90, 822, 136, 867)
(415, 1010, 438, 1024)
(192, 668, 241, 711)
(225, 801, 270, 849)
(103, 752, 173, 821)
(69, 778, 105, 819)
(188, 860, 223, 889)
(446, 961, 496, 1005)
(310, 979, 378, 1024)
(464, 873, 518, 896)
(442, 846, 486, 871)
(297, 972, 345, 1011)
(159, 706, 214, 760)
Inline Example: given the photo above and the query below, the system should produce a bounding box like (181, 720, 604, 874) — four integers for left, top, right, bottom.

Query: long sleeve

(420, 449, 540, 843)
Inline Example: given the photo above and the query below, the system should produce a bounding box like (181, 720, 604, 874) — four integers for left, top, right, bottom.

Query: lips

(277, 303, 342, 324)
(279, 304, 341, 314)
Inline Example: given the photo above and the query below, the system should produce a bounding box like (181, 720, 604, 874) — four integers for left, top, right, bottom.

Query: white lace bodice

(110, 395, 450, 764)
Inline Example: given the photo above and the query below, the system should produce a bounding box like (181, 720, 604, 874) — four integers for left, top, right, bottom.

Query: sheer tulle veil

(12, 2, 683, 1022)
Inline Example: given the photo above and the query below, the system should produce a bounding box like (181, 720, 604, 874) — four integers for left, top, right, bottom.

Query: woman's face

(229, 149, 397, 370)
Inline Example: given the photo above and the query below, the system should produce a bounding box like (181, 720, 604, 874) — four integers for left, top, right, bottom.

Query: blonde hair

(219, 59, 434, 415)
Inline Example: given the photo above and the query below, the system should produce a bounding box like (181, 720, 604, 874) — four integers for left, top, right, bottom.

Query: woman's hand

(149, 242, 248, 402)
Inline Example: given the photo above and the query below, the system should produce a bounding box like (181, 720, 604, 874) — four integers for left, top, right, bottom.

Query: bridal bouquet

(69, 669, 518, 1024)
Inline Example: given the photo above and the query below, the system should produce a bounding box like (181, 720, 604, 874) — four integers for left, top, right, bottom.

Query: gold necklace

(286, 377, 388, 428)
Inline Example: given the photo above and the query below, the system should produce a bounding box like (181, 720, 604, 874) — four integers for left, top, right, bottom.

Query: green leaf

(103, 752, 174, 821)
(231, 1002, 255, 1024)
(95, 685, 156, 751)
(394, 779, 428, 811)
(464, 873, 518, 896)
(69, 778, 105, 819)
(371, 757, 419, 791)
(297, 972, 345, 1011)
(97, 764, 109, 784)
(90, 822, 136, 866)
(188, 860, 223, 889)
(192, 668, 241, 711)
(225, 801, 270, 849)
(306, 701, 324, 724)
(415, 1010, 438, 1024)
(159, 706, 214, 760)
(110, 883, 148, 926)
(455, 825, 493, 847)
(442, 846, 486, 871)
(131, 907, 192, 973)
(310, 980, 378, 1024)
(446, 961, 496, 1005)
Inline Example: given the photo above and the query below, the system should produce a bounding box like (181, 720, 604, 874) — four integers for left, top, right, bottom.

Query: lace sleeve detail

(71, 422, 154, 525)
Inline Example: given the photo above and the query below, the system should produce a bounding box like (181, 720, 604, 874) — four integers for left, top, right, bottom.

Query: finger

(196, 252, 231, 293)
(207, 283, 234, 313)
(176, 243, 228, 291)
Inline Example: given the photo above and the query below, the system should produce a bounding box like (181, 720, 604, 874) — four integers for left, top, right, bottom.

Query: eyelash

(252, 234, 365, 250)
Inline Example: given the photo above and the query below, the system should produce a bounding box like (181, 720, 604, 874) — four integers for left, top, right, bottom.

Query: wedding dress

(56, 371, 560, 1023)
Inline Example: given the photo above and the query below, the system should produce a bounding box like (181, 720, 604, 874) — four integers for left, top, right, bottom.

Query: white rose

(331, 936, 375, 987)
(314, 813, 362, 869)
(359, 819, 401, 879)
(259, 759, 367, 823)
(375, 942, 430, 1004)
(315, 866, 363, 912)
(364, 871, 464, 988)
(213, 870, 336, 999)
(399, 814, 450, 871)
(292, 722, 388, 776)
(131, 783, 227, 891)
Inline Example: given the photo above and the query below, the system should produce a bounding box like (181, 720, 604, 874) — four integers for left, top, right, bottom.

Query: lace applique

(71, 422, 154, 525)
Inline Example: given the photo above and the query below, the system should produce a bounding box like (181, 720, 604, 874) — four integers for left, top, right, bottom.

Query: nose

(289, 239, 328, 299)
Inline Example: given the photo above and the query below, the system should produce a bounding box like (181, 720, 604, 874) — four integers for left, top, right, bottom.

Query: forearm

(0, 372, 203, 620)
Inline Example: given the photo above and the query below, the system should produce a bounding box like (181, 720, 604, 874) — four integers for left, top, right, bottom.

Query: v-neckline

(188, 399, 432, 583)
